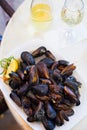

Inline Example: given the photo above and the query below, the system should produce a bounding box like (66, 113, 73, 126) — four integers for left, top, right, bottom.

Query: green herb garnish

(0, 56, 14, 75)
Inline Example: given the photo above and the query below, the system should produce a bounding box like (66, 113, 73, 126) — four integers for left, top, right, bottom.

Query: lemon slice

(5, 59, 18, 79)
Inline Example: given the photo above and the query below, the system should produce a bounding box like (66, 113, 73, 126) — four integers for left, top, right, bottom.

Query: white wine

(61, 8, 84, 25)
(31, 3, 53, 30)
(31, 4, 52, 22)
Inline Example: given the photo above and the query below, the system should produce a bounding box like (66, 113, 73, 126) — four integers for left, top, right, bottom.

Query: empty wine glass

(61, 0, 84, 45)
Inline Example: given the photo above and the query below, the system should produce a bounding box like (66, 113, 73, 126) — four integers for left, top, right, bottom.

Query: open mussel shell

(32, 46, 47, 58)
(37, 62, 49, 79)
(45, 50, 56, 61)
(28, 65, 39, 85)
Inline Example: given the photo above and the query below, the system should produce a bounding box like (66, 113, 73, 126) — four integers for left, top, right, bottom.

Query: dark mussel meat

(36, 95, 49, 101)
(56, 111, 64, 126)
(64, 108, 74, 117)
(61, 64, 76, 76)
(55, 104, 70, 111)
(32, 46, 47, 57)
(40, 78, 52, 85)
(59, 110, 69, 121)
(29, 65, 39, 85)
(52, 69, 62, 83)
(49, 93, 63, 104)
(24, 107, 33, 116)
(8, 46, 82, 130)
(57, 60, 69, 72)
(27, 91, 39, 105)
(27, 114, 36, 122)
(49, 84, 62, 94)
(17, 69, 25, 80)
(21, 51, 35, 65)
(34, 101, 45, 121)
(37, 62, 49, 79)
(9, 72, 22, 89)
(21, 96, 31, 108)
(45, 50, 56, 61)
(64, 79, 80, 97)
(64, 86, 80, 105)
(51, 61, 59, 70)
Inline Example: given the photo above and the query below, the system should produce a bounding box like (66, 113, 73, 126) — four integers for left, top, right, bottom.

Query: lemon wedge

(5, 59, 18, 79)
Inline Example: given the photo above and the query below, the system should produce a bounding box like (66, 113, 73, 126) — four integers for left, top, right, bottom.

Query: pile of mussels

(9, 46, 81, 130)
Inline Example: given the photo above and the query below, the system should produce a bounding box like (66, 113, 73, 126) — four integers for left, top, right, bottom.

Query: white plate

(0, 40, 87, 130)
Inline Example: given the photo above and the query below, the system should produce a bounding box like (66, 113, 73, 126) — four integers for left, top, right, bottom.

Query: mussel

(32, 46, 46, 57)
(31, 84, 48, 96)
(37, 62, 49, 79)
(10, 91, 21, 106)
(21, 51, 35, 65)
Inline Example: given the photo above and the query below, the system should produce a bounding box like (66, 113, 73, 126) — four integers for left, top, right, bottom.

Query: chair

(0, 0, 14, 17)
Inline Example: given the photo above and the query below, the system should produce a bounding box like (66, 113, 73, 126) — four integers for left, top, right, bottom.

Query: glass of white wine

(61, 0, 84, 45)
(30, 0, 53, 31)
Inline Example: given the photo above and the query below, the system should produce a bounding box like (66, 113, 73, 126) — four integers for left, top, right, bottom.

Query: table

(1, 0, 87, 57)
(0, 0, 87, 130)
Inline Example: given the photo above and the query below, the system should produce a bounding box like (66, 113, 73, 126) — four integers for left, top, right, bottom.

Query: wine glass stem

(64, 29, 76, 44)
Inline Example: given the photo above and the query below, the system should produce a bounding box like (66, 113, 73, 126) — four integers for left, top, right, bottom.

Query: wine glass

(30, 0, 53, 32)
(61, 0, 84, 46)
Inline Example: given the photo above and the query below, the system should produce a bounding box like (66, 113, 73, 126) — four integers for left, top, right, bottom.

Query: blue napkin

(0, 35, 2, 42)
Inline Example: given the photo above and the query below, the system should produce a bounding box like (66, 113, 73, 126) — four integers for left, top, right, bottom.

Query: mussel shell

(9, 72, 22, 89)
(56, 112, 64, 126)
(21, 51, 35, 65)
(27, 91, 39, 105)
(40, 78, 52, 85)
(45, 50, 56, 61)
(32, 46, 47, 57)
(17, 69, 25, 80)
(60, 110, 69, 121)
(29, 65, 39, 85)
(40, 58, 54, 68)
(21, 96, 31, 108)
(64, 86, 80, 104)
(32, 84, 48, 96)
(64, 109, 74, 117)
(10, 91, 21, 106)
(58, 60, 69, 66)
(17, 82, 29, 96)
(61, 64, 76, 76)
(51, 61, 58, 70)
(42, 116, 55, 130)
(23, 107, 33, 116)
(52, 69, 62, 83)
(45, 102, 56, 119)
(34, 101, 45, 121)
(37, 62, 49, 79)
